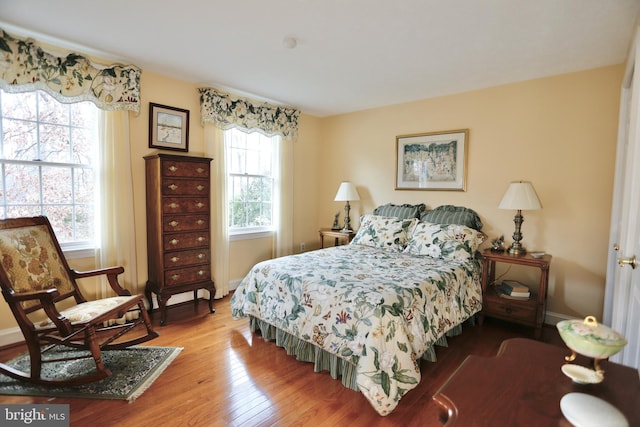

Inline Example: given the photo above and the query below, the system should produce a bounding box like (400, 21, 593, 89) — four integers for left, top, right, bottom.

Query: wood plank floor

(0, 294, 565, 426)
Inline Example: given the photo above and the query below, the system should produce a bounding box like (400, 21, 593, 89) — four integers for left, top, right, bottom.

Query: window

(226, 128, 276, 236)
(0, 89, 99, 250)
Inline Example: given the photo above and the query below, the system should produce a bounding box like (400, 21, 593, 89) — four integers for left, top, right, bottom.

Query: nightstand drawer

(484, 295, 536, 323)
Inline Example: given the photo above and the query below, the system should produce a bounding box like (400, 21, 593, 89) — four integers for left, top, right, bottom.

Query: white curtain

(205, 124, 230, 298)
(273, 136, 294, 257)
(95, 110, 139, 297)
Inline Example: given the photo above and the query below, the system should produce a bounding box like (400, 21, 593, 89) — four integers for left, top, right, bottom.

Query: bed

(230, 205, 486, 415)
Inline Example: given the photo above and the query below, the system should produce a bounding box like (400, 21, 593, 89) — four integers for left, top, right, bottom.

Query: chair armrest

(9, 288, 59, 303)
(70, 267, 131, 296)
(7, 288, 73, 335)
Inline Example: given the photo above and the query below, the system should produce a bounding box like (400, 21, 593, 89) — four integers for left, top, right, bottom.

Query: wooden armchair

(0, 216, 159, 386)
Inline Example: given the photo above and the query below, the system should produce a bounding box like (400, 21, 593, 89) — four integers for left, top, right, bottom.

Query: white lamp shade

(499, 181, 542, 210)
(334, 181, 360, 201)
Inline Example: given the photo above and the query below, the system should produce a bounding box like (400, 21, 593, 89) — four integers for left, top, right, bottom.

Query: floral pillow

(403, 221, 487, 261)
(351, 215, 418, 252)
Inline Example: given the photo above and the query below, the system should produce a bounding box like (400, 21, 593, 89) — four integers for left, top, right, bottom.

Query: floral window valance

(0, 29, 141, 113)
(199, 88, 299, 140)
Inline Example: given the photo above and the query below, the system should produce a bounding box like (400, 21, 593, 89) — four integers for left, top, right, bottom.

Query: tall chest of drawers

(144, 153, 216, 325)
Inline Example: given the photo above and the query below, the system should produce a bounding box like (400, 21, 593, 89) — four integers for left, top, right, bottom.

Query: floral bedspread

(230, 244, 482, 415)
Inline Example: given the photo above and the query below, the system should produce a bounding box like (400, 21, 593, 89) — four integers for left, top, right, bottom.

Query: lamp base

(507, 244, 526, 256)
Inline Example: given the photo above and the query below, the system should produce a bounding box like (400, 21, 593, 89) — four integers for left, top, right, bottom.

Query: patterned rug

(0, 346, 182, 402)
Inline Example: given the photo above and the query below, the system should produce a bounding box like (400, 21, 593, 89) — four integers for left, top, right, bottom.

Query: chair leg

(85, 326, 111, 379)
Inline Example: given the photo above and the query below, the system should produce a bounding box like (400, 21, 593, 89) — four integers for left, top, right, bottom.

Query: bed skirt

(248, 315, 474, 392)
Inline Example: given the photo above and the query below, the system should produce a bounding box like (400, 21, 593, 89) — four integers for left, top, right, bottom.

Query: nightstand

(478, 249, 552, 339)
(319, 229, 356, 248)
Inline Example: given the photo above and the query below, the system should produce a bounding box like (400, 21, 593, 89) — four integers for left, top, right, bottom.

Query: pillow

(420, 205, 483, 230)
(403, 221, 487, 261)
(351, 214, 418, 252)
(373, 203, 425, 219)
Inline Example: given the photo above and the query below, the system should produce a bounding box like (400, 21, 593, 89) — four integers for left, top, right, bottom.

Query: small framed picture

(395, 129, 468, 191)
(149, 103, 189, 152)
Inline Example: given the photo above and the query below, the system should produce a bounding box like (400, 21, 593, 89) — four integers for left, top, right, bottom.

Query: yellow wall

(0, 63, 624, 336)
(317, 65, 624, 319)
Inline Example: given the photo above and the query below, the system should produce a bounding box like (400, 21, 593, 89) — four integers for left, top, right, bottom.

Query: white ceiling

(1, 0, 639, 117)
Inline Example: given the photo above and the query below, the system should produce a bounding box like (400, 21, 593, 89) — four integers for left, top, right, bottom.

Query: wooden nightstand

(319, 229, 356, 248)
(478, 249, 552, 339)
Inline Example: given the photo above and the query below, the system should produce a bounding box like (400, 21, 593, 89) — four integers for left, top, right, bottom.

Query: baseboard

(545, 310, 572, 325)
(0, 326, 24, 348)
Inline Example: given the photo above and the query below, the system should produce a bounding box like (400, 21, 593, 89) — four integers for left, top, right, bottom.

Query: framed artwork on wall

(149, 103, 189, 152)
(395, 129, 468, 191)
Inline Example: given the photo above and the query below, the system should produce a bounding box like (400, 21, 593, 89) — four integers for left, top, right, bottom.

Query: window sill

(229, 230, 274, 241)
(62, 246, 96, 260)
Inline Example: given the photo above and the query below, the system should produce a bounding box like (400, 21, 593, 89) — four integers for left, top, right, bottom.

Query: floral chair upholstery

(0, 216, 158, 386)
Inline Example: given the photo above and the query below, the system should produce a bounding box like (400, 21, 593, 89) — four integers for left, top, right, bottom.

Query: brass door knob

(618, 255, 637, 269)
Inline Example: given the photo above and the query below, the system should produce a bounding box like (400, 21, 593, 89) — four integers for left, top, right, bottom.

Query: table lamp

(334, 181, 360, 233)
(498, 181, 542, 255)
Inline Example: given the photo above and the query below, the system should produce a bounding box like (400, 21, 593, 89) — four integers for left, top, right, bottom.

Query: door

(603, 27, 640, 369)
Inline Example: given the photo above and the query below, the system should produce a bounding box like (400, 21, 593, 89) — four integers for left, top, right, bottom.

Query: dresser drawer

(164, 231, 209, 250)
(164, 265, 212, 287)
(164, 248, 210, 268)
(162, 160, 210, 178)
(162, 197, 209, 213)
(161, 178, 209, 196)
(163, 214, 209, 232)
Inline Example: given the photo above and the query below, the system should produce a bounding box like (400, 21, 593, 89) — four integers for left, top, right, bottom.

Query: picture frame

(395, 129, 468, 191)
(149, 103, 189, 152)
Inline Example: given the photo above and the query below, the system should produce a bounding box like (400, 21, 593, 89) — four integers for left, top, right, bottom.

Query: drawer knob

(169, 220, 179, 227)
(197, 236, 205, 242)
(169, 202, 179, 209)
(169, 165, 178, 172)
(196, 202, 205, 208)
(170, 257, 179, 263)
(197, 185, 205, 191)
(197, 253, 205, 259)
(168, 184, 178, 191)
(170, 239, 179, 245)
(197, 270, 205, 276)
(171, 274, 180, 281)
(196, 167, 205, 174)
(197, 219, 205, 225)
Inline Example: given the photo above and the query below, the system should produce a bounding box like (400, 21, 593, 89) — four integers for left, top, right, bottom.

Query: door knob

(618, 255, 637, 269)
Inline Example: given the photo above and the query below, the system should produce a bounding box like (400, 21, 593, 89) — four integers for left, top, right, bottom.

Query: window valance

(0, 29, 141, 113)
(199, 88, 299, 140)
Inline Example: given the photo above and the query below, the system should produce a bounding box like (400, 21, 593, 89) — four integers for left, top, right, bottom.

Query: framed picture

(395, 129, 468, 191)
(149, 103, 189, 152)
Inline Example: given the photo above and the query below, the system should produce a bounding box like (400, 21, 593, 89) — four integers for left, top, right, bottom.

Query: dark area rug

(0, 346, 182, 402)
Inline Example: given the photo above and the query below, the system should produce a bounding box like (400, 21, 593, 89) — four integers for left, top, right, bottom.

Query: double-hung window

(0, 89, 99, 251)
(226, 128, 276, 238)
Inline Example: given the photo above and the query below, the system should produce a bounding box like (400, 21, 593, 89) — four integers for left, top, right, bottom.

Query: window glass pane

(71, 126, 95, 164)
(74, 204, 93, 241)
(40, 123, 71, 162)
(44, 205, 74, 242)
(74, 167, 94, 203)
(38, 91, 69, 125)
(42, 166, 72, 204)
(4, 164, 40, 203)
(1, 91, 36, 121)
(6, 205, 41, 218)
(2, 117, 37, 160)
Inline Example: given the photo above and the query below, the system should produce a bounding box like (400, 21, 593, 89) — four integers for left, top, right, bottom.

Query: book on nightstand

(497, 281, 530, 300)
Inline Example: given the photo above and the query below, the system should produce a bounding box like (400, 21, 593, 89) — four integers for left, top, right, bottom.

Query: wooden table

(479, 249, 552, 339)
(433, 338, 640, 426)
(319, 228, 355, 248)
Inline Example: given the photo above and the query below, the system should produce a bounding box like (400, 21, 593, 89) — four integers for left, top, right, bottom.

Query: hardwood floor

(0, 294, 565, 426)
